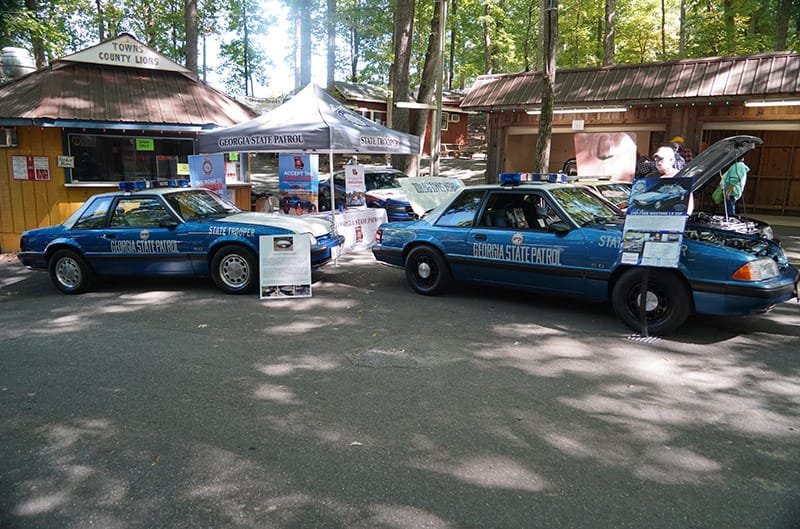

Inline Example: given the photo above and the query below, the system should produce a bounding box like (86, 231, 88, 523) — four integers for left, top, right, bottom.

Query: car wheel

(611, 268, 691, 335)
(48, 249, 94, 294)
(211, 245, 257, 294)
(404, 246, 451, 295)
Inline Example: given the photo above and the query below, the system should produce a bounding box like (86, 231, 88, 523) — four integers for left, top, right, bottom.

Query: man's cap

(669, 135, 684, 143)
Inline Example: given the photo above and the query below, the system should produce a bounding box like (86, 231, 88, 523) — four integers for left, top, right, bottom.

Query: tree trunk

(390, 0, 415, 172)
(775, 0, 792, 50)
(300, 0, 312, 88)
(326, 0, 336, 90)
(96, 0, 105, 41)
(413, 0, 447, 176)
(24, 0, 46, 67)
(184, 0, 198, 72)
(602, 0, 615, 66)
(535, 0, 557, 174)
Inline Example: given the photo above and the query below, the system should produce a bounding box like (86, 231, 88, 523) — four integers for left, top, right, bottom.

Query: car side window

(72, 196, 114, 229)
(436, 190, 485, 227)
(479, 192, 561, 230)
(111, 197, 173, 228)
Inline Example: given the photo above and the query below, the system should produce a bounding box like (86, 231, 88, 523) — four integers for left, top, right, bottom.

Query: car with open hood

(371, 136, 798, 335)
(318, 166, 417, 222)
(18, 182, 344, 294)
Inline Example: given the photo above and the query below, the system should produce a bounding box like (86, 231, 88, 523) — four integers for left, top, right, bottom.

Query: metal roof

(0, 61, 258, 129)
(461, 52, 800, 111)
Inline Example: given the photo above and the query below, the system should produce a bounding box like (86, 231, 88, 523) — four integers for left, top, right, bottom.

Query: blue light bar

(499, 173, 522, 185)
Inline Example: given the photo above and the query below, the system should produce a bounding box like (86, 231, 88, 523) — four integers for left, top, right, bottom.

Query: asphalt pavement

(1, 240, 800, 528)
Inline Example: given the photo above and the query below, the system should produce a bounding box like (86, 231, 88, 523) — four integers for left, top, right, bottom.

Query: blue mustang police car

(18, 182, 344, 295)
(373, 136, 798, 335)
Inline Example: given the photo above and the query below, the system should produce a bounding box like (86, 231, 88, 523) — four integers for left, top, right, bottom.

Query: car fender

(44, 238, 86, 259)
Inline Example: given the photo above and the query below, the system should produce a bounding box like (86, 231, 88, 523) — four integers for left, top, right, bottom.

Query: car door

(430, 189, 487, 281)
(75, 194, 195, 276)
(467, 190, 589, 295)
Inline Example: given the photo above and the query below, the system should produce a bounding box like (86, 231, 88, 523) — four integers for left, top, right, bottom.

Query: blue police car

(373, 137, 798, 335)
(18, 182, 344, 295)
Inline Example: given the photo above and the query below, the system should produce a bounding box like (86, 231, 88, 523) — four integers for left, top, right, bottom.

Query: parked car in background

(372, 136, 798, 335)
(18, 182, 343, 295)
(318, 166, 417, 222)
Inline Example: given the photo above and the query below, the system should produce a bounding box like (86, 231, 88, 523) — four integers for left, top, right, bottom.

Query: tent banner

(278, 154, 319, 215)
(188, 154, 228, 198)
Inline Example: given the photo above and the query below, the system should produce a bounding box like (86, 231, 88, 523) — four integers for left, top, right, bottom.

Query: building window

(449, 113, 461, 123)
(441, 112, 450, 131)
(66, 132, 194, 183)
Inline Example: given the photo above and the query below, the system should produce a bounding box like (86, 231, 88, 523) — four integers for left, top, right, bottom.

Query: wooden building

(0, 34, 257, 252)
(461, 52, 800, 216)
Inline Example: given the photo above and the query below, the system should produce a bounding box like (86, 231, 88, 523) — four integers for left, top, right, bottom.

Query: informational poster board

(259, 234, 312, 299)
(12, 155, 50, 181)
(278, 154, 319, 215)
(188, 154, 228, 198)
(343, 164, 366, 206)
(620, 177, 693, 268)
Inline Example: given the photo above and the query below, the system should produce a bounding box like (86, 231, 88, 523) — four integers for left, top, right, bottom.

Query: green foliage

(0, 0, 798, 93)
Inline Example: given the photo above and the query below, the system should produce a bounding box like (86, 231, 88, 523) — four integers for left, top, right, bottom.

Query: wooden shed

(461, 52, 800, 216)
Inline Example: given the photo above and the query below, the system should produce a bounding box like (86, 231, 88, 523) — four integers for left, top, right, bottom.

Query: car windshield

(164, 189, 241, 221)
(550, 186, 622, 226)
(366, 172, 401, 191)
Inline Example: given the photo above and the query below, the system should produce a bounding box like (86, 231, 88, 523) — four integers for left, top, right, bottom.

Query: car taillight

(375, 229, 382, 244)
(18, 237, 25, 251)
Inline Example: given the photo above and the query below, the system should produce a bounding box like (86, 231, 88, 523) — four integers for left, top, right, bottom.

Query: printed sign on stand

(259, 234, 312, 299)
(620, 177, 693, 268)
(343, 164, 366, 206)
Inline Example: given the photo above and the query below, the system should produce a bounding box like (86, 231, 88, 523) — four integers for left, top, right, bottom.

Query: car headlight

(308, 233, 318, 246)
(732, 258, 779, 281)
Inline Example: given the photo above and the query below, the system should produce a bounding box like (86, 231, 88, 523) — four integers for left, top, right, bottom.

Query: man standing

(650, 145, 678, 177)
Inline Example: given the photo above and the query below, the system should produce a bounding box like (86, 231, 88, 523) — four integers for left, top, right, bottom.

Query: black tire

(211, 245, 257, 294)
(404, 246, 451, 295)
(48, 249, 94, 294)
(611, 268, 691, 335)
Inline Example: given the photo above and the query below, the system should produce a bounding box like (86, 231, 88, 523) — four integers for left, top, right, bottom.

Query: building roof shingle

(0, 60, 257, 129)
(461, 52, 800, 111)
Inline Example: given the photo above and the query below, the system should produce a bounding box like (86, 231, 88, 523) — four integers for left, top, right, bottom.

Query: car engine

(687, 212, 773, 239)
(684, 227, 786, 262)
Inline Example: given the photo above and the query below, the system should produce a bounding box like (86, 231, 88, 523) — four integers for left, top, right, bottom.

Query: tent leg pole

(329, 150, 339, 266)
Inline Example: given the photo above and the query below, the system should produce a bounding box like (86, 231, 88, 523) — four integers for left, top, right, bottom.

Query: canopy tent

(197, 83, 421, 156)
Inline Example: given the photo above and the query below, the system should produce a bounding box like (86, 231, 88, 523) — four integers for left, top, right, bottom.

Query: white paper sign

(259, 234, 312, 299)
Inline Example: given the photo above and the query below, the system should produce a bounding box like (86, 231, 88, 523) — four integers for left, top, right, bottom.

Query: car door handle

(101, 233, 117, 239)
(473, 234, 487, 241)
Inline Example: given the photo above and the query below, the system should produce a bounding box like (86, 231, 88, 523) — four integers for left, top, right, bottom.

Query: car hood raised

(220, 212, 333, 237)
(677, 135, 762, 192)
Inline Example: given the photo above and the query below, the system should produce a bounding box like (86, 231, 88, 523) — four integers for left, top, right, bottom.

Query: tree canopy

(2, 0, 798, 94)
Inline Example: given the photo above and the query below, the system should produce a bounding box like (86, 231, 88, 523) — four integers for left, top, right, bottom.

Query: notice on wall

(12, 155, 51, 181)
(259, 234, 312, 299)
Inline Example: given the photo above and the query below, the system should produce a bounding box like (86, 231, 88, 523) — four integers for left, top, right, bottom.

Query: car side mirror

(548, 221, 571, 234)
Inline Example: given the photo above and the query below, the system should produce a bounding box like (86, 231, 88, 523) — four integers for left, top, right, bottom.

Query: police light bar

(499, 172, 569, 184)
(118, 179, 190, 191)
(499, 173, 523, 185)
